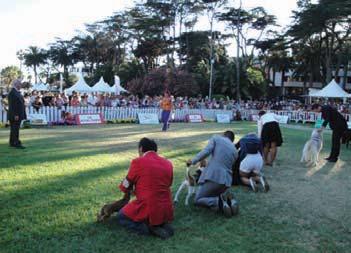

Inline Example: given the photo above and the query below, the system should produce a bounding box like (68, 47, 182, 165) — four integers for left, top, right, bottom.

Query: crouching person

(187, 131, 239, 218)
(117, 138, 174, 239)
(237, 133, 269, 192)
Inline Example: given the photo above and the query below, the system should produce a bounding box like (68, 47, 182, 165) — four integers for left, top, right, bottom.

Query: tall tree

(0, 66, 22, 90)
(23, 46, 47, 83)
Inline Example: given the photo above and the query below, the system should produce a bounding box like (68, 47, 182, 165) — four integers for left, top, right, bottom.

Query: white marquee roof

(65, 73, 92, 94)
(310, 79, 351, 98)
(32, 83, 49, 91)
(92, 77, 112, 93)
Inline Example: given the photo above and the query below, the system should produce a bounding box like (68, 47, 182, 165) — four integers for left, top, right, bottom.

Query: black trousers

(330, 130, 344, 159)
(9, 120, 21, 146)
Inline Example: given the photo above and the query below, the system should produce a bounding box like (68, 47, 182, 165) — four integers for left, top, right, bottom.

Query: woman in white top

(258, 111, 283, 166)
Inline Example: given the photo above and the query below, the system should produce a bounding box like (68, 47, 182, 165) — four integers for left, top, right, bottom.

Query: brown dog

(97, 192, 130, 222)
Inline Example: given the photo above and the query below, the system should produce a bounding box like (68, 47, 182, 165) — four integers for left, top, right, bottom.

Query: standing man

(186, 131, 239, 218)
(8, 79, 26, 149)
(117, 138, 174, 239)
(160, 91, 172, 131)
(312, 104, 348, 162)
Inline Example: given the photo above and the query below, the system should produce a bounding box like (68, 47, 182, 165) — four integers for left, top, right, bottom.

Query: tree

(48, 39, 76, 80)
(0, 66, 22, 90)
(219, 5, 277, 100)
(23, 46, 47, 83)
(287, 0, 351, 84)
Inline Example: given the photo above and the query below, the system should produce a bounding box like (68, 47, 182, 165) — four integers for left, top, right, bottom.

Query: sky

(0, 0, 298, 70)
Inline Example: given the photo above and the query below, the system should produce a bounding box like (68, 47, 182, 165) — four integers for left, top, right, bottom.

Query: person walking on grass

(312, 103, 348, 163)
(258, 111, 283, 166)
(160, 91, 172, 131)
(7, 79, 26, 149)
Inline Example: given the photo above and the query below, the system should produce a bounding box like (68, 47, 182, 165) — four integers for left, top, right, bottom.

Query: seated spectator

(60, 111, 76, 125)
(80, 95, 88, 107)
(117, 138, 174, 239)
(32, 96, 43, 112)
(70, 95, 80, 107)
(55, 94, 64, 109)
(235, 133, 269, 192)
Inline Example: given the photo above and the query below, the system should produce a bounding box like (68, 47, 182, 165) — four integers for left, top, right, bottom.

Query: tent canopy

(111, 75, 128, 95)
(310, 79, 351, 98)
(32, 83, 49, 91)
(92, 77, 112, 93)
(65, 73, 92, 94)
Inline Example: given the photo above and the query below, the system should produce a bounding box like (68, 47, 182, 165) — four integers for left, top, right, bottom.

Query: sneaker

(259, 176, 270, 192)
(328, 158, 338, 163)
(149, 226, 170, 240)
(249, 178, 258, 192)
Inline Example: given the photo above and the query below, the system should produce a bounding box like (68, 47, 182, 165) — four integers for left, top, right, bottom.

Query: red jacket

(119, 151, 174, 226)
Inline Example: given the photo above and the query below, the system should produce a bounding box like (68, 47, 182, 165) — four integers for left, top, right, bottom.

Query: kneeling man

(187, 131, 239, 217)
(117, 138, 174, 239)
(237, 133, 269, 192)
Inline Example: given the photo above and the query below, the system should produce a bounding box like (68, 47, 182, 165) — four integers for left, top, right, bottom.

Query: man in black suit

(7, 79, 26, 149)
(312, 103, 348, 162)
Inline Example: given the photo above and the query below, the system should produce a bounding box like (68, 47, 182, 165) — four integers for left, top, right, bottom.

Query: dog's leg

(174, 181, 187, 203)
(185, 186, 193, 206)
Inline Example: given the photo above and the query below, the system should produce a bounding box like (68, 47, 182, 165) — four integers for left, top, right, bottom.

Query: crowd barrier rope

(0, 105, 350, 125)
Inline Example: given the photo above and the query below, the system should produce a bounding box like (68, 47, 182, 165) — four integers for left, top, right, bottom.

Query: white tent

(65, 73, 92, 94)
(310, 79, 351, 98)
(308, 88, 320, 96)
(111, 75, 128, 95)
(32, 83, 49, 91)
(92, 77, 112, 93)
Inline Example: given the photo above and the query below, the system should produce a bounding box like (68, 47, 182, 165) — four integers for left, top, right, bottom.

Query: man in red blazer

(117, 138, 174, 239)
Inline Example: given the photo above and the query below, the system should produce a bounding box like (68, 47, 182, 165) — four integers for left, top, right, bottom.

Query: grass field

(1, 122, 351, 253)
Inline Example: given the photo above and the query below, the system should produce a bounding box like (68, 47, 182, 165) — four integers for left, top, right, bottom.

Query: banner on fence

(186, 114, 203, 123)
(216, 114, 231, 123)
(28, 114, 48, 126)
(76, 113, 104, 125)
(138, 113, 159, 124)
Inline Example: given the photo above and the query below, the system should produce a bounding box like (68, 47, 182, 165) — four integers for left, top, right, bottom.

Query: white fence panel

(0, 105, 350, 125)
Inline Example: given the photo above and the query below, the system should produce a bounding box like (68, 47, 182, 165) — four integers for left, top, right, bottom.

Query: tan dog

(97, 192, 130, 222)
(174, 160, 207, 206)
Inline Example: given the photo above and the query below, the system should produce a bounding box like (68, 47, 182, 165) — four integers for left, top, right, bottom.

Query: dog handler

(117, 138, 174, 239)
(258, 111, 283, 166)
(312, 103, 348, 162)
(186, 131, 239, 218)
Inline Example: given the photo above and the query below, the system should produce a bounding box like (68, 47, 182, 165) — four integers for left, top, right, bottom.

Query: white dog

(301, 128, 323, 167)
(174, 160, 206, 205)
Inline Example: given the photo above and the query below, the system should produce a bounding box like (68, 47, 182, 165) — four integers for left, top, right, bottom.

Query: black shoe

(149, 226, 170, 239)
(161, 223, 174, 237)
(328, 158, 338, 163)
(325, 157, 331, 161)
(14, 145, 26, 149)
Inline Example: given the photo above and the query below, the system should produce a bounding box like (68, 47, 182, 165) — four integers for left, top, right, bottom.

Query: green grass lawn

(1, 122, 350, 253)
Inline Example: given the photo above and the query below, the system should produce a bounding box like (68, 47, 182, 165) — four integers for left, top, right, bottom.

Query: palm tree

(23, 46, 47, 83)
(48, 39, 75, 80)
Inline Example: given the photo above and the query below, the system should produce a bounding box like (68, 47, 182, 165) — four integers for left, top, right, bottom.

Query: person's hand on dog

(186, 160, 192, 167)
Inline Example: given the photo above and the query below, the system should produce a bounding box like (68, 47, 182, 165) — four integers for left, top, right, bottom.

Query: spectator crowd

(1, 90, 351, 114)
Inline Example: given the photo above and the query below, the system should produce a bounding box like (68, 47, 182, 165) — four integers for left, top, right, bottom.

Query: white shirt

(257, 113, 280, 137)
